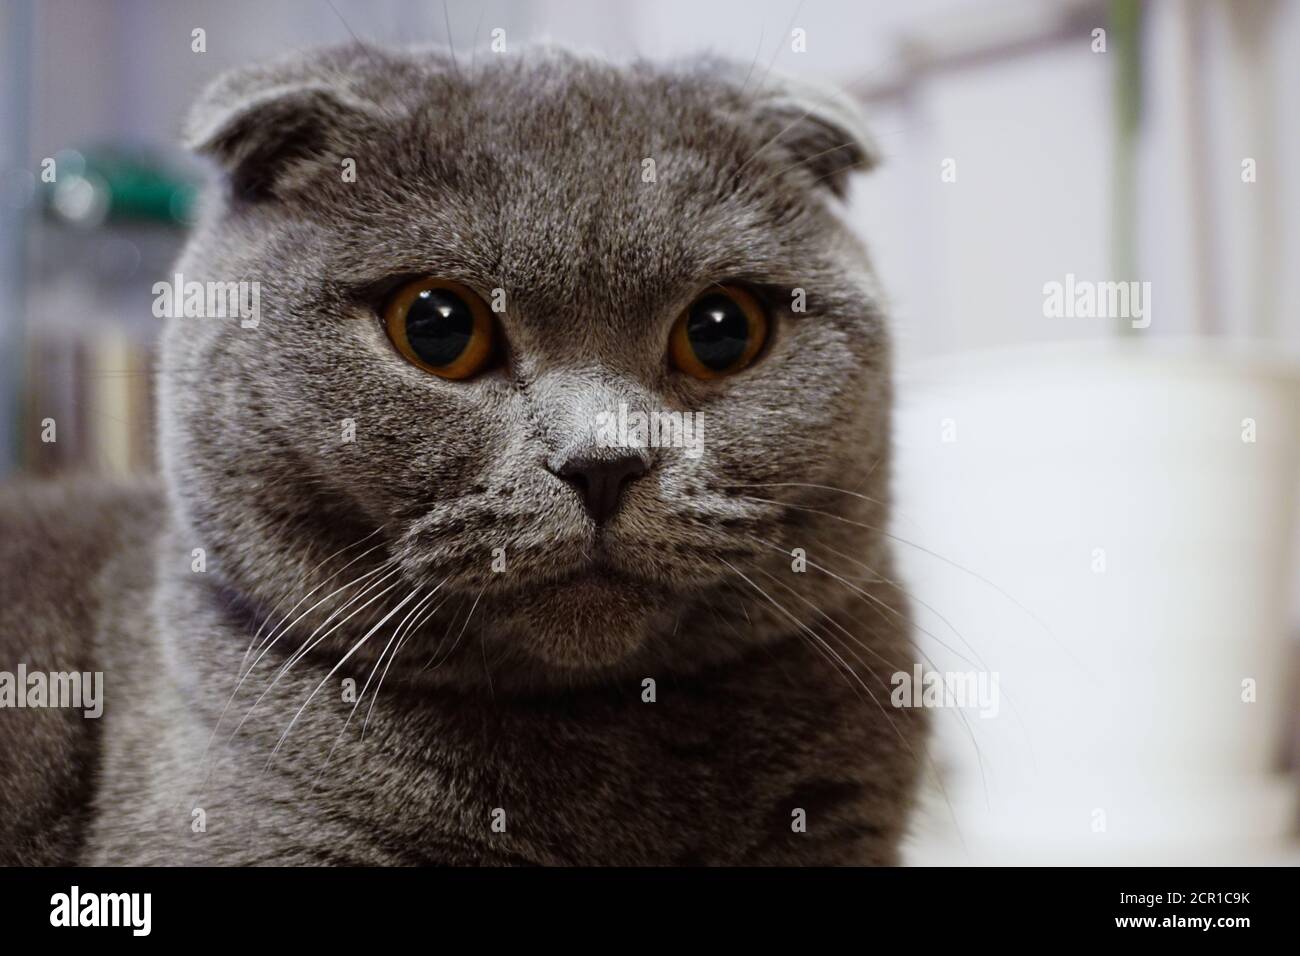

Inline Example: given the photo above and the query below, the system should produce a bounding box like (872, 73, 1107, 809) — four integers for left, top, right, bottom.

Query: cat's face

(162, 45, 892, 681)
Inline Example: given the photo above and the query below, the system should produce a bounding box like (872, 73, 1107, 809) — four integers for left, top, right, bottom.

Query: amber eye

(669, 285, 768, 380)
(383, 278, 496, 379)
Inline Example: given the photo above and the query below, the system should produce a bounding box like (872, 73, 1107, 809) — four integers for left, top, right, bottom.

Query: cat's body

(0, 45, 924, 865)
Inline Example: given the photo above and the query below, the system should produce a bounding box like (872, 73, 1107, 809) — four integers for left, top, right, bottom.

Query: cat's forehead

(322, 57, 819, 323)
(407, 55, 760, 235)
(189, 45, 869, 330)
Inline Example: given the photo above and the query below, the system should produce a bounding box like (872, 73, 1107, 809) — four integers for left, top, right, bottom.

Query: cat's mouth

(550, 559, 651, 591)
(475, 549, 671, 669)
(398, 514, 702, 668)
(500, 548, 661, 596)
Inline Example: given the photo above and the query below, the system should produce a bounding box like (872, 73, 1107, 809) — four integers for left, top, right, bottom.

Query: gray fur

(0, 44, 923, 865)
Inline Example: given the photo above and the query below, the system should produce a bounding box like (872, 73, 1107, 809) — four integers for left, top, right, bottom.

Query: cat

(0, 43, 925, 865)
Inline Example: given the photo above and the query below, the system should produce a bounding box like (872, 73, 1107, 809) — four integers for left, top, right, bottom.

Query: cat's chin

(493, 568, 662, 670)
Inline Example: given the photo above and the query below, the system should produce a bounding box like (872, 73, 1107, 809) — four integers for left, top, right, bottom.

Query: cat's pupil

(406, 288, 474, 367)
(686, 293, 750, 370)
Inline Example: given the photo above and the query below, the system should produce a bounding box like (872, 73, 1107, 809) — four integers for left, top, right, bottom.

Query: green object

(1110, 0, 1143, 337)
(43, 146, 198, 227)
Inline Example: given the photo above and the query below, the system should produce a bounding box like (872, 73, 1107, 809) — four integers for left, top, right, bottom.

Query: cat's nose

(553, 454, 648, 525)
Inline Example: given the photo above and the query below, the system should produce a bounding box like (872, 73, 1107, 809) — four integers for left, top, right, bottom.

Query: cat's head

(161, 43, 894, 687)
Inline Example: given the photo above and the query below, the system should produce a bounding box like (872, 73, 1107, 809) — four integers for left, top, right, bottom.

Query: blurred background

(1, 0, 1297, 863)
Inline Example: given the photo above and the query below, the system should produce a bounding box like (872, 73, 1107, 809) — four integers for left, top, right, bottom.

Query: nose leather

(554, 454, 648, 524)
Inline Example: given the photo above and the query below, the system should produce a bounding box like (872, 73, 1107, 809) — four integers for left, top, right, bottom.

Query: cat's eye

(669, 285, 768, 380)
(383, 278, 496, 379)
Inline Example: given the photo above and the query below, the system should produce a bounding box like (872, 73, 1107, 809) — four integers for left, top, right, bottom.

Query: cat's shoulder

(0, 477, 163, 583)
(0, 477, 164, 653)
(0, 478, 163, 864)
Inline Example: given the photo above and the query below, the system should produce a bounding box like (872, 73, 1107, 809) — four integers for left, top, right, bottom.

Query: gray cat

(0, 44, 924, 865)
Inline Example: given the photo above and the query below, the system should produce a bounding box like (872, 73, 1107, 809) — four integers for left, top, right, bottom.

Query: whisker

(310, 578, 447, 788)
(196, 554, 392, 791)
(734, 492, 1079, 671)
(246, 553, 391, 684)
(753, 0, 807, 92)
(362, 592, 450, 741)
(746, 532, 981, 670)
(787, 530, 1035, 754)
(719, 557, 902, 739)
(723, 480, 889, 508)
(808, 535, 989, 668)
(745, 561, 908, 673)
(267, 564, 403, 685)
(731, 105, 816, 182)
(747, 560, 991, 808)
(422, 585, 486, 673)
(228, 566, 402, 744)
(720, 555, 968, 854)
(744, 139, 863, 193)
(242, 531, 384, 677)
(264, 587, 422, 772)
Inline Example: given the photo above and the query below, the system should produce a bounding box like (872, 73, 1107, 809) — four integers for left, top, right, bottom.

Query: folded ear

(183, 50, 387, 203)
(747, 72, 880, 198)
